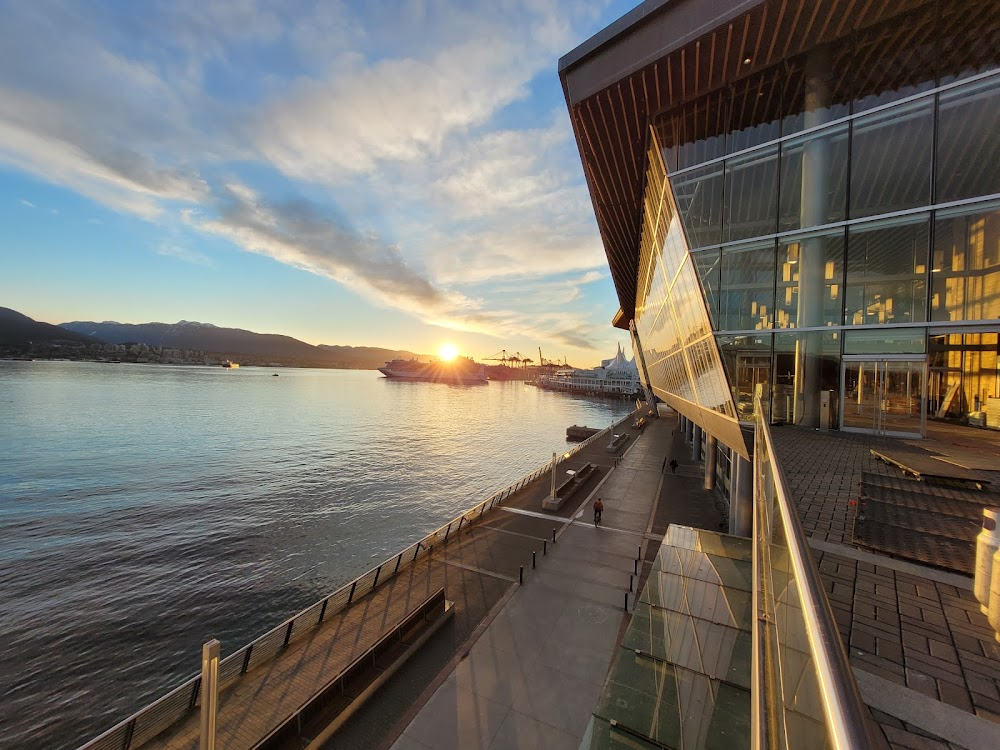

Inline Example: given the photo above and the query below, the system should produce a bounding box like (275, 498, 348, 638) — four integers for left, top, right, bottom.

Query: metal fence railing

(752, 398, 887, 750)
(77, 412, 633, 750)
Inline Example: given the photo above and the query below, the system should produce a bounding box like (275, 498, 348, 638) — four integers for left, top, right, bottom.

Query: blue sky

(0, 0, 638, 366)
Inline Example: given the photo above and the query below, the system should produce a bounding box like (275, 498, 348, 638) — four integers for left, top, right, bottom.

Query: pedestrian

(669, 458, 678, 474)
(593, 497, 604, 527)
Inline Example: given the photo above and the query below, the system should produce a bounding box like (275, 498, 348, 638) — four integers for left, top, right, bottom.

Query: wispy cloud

(18, 198, 35, 208)
(156, 242, 211, 266)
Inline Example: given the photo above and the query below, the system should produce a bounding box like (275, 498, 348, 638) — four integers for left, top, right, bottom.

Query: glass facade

(638, 3, 1000, 434)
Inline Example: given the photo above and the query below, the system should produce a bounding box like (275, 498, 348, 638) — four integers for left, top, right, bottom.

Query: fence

(77, 412, 633, 750)
(752, 398, 887, 750)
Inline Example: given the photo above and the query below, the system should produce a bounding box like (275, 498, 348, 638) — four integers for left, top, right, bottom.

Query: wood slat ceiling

(563, 0, 998, 322)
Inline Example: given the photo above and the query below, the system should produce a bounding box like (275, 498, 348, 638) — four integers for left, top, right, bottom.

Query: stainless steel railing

(752, 397, 886, 750)
(77, 413, 633, 750)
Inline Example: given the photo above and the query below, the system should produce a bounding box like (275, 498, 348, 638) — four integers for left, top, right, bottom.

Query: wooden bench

(255, 588, 453, 749)
(542, 463, 598, 511)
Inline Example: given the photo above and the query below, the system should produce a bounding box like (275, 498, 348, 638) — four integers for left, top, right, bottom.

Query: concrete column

(685, 417, 694, 443)
(704, 435, 717, 490)
(729, 453, 753, 537)
(691, 425, 702, 462)
(200, 639, 220, 750)
(793, 45, 832, 428)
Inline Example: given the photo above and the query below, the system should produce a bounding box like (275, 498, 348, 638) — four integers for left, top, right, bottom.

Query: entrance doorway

(841, 357, 926, 437)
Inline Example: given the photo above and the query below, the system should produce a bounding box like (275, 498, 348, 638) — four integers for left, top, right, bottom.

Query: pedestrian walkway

(384, 414, 732, 750)
(772, 425, 1000, 750)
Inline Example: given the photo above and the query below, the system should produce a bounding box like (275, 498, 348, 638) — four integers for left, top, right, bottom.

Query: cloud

(156, 242, 212, 266)
(18, 199, 35, 208)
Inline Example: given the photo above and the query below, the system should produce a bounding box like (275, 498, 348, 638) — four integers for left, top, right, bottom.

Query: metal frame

(753, 397, 886, 749)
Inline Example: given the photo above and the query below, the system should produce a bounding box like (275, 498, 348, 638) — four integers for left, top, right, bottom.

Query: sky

(0, 0, 639, 367)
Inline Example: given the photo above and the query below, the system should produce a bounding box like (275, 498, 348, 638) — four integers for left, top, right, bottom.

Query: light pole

(549, 452, 557, 501)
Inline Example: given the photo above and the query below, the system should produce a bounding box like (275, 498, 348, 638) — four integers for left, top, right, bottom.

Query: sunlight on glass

(438, 343, 459, 361)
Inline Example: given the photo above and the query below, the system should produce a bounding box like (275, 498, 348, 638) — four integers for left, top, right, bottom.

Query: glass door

(842, 358, 926, 437)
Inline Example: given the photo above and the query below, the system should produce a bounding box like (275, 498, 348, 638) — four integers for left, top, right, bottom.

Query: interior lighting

(743, 57, 752, 64)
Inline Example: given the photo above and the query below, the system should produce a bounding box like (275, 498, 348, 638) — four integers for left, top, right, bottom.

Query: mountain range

(1, 307, 430, 369)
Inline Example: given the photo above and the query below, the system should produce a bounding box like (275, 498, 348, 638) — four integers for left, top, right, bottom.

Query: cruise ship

(378, 356, 488, 384)
(535, 344, 641, 396)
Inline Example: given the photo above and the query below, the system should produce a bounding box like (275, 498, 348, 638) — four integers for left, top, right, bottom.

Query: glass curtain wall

(649, 0, 1000, 429)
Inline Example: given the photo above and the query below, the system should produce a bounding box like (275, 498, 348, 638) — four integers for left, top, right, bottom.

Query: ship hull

(378, 367, 487, 384)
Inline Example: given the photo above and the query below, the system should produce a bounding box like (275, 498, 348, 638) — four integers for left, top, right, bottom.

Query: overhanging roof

(558, 0, 949, 323)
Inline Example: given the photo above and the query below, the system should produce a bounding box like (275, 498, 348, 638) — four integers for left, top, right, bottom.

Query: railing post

(394, 553, 402, 574)
(348, 580, 357, 605)
(413, 543, 421, 562)
(283, 621, 294, 648)
(372, 564, 381, 589)
(200, 640, 220, 750)
(241, 645, 253, 674)
(189, 677, 201, 710)
(444, 522, 452, 542)
(122, 718, 136, 750)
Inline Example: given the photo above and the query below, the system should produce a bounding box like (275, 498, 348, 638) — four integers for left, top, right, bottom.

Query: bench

(256, 588, 453, 749)
(607, 433, 629, 452)
(542, 463, 599, 511)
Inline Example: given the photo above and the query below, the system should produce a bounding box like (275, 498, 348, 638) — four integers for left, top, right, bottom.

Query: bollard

(552, 528, 556, 543)
(633, 559, 638, 575)
(532, 551, 537, 569)
(543, 540, 547, 556)
(519, 566, 524, 585)
(624, 592, 629, 611)
(989, 548, 1000, 642)
(975, 509, 1000, 613)
(629, 574, 633, 592)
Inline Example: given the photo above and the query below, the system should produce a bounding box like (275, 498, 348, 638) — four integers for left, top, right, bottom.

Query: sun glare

(438, 343, 459, 361)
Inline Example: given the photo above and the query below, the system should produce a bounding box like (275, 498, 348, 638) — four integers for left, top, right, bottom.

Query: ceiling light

(743, 57, 752, 64)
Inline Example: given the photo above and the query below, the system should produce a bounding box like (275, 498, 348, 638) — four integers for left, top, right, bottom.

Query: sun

(438, 343, 459, 361)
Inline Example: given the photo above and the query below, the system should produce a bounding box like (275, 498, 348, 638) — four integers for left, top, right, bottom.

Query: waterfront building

(560, 0, 1000, 448)
(535, 343, 642, 396)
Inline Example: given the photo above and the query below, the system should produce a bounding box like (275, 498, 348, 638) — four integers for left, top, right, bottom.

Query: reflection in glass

(773, 331, 841, 426)
(673, 163, 724, 249)
(850, 98, 933, 219)
(721, 241, 776, 331)
(694, 249, 722, 329)
(776, 231, 845, 329)
(778, 124, 848, 233)
(846, 218, 929, 326)
(937, 77, 1000, 203)
(932, 204, 1000, 323)
(717, 334, 772, 422)
(728, 70, 782, 154)
(724, 146, 778, 242)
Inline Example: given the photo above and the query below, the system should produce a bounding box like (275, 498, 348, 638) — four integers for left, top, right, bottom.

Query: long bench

(255, 588, 453, 750)
(607, 432, 629, 452)
(542, 462, 598, 511)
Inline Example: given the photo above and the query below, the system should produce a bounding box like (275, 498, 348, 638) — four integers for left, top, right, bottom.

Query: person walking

(669, 458, 678, 474)
(593, 497, 604, 527)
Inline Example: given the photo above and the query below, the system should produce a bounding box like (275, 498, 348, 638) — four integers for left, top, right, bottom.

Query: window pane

(850, 98, 933, 219)
(773, 331, 842, 425)
(843, 329, 926, 355)
(673, 163, 724, 249)
(937, 76, 1000, 202)
(720, 241, 776, 331)
(728, 70, 782, 154)
(776, 231, 845, 329)
(778, 124, 848, 233)
(694, 249, 722, 330)
(846, 217, 929, 326)
(781, 47, 851, 137)
(931, 203, 1000, 322)
(717, 334, 772, 422)
(725, 146, 778, 243)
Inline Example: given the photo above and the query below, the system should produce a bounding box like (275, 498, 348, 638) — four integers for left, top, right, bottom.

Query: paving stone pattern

(771, 425, 1000, 739)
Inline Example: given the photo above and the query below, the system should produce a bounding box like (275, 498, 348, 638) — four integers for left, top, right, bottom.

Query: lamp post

(549, 452, 557, 501)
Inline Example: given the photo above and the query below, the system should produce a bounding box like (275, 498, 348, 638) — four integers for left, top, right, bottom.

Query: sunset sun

(438, 343, 459, 361)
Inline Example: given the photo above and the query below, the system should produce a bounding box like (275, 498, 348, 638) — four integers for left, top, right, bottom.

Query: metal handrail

(753, 398, 885, 750)
(77, 412, 633, 750)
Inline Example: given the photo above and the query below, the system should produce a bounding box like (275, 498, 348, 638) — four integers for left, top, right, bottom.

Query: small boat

(222, 360, 240, 368)
(567, 425, 599, 441)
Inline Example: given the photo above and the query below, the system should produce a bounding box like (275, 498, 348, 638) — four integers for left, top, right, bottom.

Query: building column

(794, 45, 832, 428)
(704, 435, 717, 490)
(685, 417, 694, 443)
(729, 453, 753, 537)
(691, 425, 702, 461)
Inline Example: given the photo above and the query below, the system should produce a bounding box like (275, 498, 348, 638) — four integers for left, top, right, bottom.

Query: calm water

(0, 361, 630, 749)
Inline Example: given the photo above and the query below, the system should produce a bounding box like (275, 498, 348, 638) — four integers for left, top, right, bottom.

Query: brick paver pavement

(772, 423, 1000, 749)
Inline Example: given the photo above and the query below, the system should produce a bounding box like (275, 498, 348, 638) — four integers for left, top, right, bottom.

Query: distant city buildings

(535, 344, 642, 396)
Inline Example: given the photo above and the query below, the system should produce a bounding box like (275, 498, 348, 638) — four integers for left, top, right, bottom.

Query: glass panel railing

(752, 397, 887, 750)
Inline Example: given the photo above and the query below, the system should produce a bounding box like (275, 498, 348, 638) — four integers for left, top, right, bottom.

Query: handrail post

(200, 640, 220, 750)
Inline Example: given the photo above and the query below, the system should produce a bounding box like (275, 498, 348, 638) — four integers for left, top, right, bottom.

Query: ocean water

(0, 361, 631, 749)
